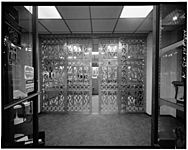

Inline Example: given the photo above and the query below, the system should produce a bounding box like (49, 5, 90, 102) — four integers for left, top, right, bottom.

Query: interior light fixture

(173, 16, 178, 21)
(92, 52, 99, 55)
(38, 6, 61, 19)
(120, 6, 153, 18)
(24, 6, 33, 14)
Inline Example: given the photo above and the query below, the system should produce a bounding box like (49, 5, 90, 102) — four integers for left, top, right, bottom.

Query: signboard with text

(24, 65, 34, 93)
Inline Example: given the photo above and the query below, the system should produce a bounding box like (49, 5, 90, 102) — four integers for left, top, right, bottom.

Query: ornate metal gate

(66, 39, 92, 113)
(98, 38, 146, 113)
(119, 39, 145, 112)
(40, 36, 145, 113)
(41, 39, 67, 112)
(40, 37, 92, 113)
(98, 39, 119, 113)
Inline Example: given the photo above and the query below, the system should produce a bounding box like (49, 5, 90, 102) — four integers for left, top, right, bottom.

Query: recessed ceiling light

(173, 16, 178, 21)
(120, 6, 153, 18)
(38, 6, 61, 19)
(24, 6, 33, 14)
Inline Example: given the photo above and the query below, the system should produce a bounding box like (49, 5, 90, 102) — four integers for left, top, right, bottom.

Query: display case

(2, 5, 43, 147)
(157, 3, 186, 148)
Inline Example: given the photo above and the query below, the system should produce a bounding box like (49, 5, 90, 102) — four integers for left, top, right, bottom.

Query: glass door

(2, 5, 41, 147)
(157, 3, 186, 148)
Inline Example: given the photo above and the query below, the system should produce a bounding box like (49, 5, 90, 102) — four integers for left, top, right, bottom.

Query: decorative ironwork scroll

(119, 39, 145, 112)
(41, 38, 92, 113)
(99, 39, 119, 113)
(40, 36, 145, 114)
(67, 39, 92, 113)
(41, 38, 67, 112)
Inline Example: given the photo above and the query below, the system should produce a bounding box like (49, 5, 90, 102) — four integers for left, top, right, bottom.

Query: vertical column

(151, 5, 160, 146)
(32, 6, 39, 146)
(39, 38, 43, 113)
(143, 39, 147, 112)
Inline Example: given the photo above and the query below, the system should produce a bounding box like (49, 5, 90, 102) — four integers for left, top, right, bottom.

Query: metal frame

(2, 4, 15, 146)
(32, 6, 39, 146)
(151, 5, 160, 146)
(2, 5, 40, 147)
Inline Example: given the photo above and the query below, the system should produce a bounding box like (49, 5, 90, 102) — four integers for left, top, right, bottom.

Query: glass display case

(2, 5, 43, 147)
(157, 3, 186, 148)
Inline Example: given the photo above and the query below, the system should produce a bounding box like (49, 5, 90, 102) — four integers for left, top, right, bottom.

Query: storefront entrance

(40, 36, 146, 114)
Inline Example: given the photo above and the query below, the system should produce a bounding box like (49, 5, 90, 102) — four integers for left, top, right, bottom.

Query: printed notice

(24, 65, 34, 93)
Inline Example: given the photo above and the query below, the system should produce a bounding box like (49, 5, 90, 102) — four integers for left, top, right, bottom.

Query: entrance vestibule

(2, 4, 186, 148)
(40, 37, 146, 114)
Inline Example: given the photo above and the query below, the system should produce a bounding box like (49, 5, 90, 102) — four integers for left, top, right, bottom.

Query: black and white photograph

(1, 1, 187, 148)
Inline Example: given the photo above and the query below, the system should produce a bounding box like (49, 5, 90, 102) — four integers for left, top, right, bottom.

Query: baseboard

(144, 113, 178, 119)
(159, 114, 176, 119)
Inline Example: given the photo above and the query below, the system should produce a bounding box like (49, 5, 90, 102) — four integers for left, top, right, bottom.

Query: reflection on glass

(158, 4, 186, 148)
(3, 6, 34, 100)
(3, 5, 35, 146)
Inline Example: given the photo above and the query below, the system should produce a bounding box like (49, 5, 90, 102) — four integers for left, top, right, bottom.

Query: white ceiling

(17, 6, 153, 34)
(90, 6, 123, 19)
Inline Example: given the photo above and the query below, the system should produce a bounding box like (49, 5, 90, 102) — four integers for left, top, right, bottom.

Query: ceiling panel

(39, 20, 70, 33)
(91, 6, 123, 19)
(115, 18, 144, 33)
(38, 22, 49, 34)
(92, 19, 116, 32)
(56, 6, 90, 19)
(19, 19, 49, 34)
(66, 20, 91, 32)
(136, 11, 153, 33)
(136, 17, 152, 33)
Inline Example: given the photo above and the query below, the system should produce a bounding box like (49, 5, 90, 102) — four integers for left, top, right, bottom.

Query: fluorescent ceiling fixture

(120, 6, 153, 18)
(38, 6, 61, 19)
(24, 6, 33, 14)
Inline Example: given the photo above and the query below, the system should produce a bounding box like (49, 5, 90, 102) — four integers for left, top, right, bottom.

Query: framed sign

(24, 65, 34, 93)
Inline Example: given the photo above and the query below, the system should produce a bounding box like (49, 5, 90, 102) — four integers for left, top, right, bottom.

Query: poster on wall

(24, 65, 34, 93)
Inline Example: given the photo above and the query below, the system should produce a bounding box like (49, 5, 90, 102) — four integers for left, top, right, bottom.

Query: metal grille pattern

(41, 38, 92, 113)
(41, 39, 67, 112)
(40, 36, 146, 113)
(66, 39, 92, 112)
(99, 39, 119, 113)
(120, 39, 145, 112)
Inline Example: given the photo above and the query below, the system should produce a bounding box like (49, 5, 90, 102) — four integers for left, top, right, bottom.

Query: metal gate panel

(40, 38, 92, 113)
(66, 39, 92, 113)
(40, 36, 146, 113)
(41, 39, 67, 112)
(99, 39, 119, 113)
(119, 39, 146, 113)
